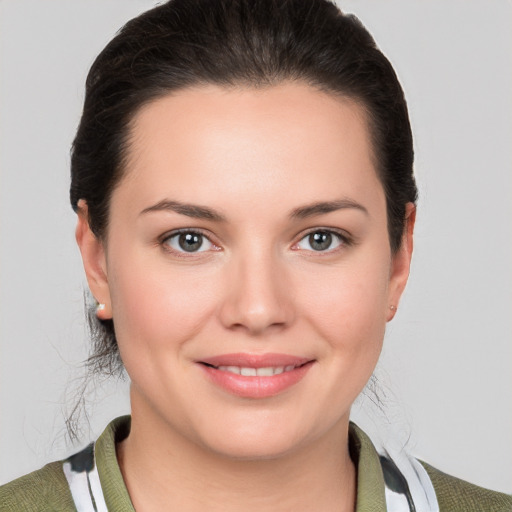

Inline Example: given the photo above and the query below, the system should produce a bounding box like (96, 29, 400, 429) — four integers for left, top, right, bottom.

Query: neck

(117, 396, 356, 512)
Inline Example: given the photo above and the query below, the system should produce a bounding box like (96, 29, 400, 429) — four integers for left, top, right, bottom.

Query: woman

(1, 0, 510, 510)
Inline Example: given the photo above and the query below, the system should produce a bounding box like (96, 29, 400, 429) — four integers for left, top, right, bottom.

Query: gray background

(1, 0, 511, 492)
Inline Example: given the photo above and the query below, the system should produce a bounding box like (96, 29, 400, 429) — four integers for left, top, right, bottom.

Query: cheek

(295, 246, 391, 396)
(298, 255, 391, 344)
(106, 249, 219, 357)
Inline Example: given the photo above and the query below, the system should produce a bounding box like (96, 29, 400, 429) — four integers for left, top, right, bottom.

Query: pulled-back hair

(70, 0, 416, 377)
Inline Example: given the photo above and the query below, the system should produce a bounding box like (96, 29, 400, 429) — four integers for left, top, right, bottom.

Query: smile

(197, 354, 315, 398)
(215, 365, 299, 376)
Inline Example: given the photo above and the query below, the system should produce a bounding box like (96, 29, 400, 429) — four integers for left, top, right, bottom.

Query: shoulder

(421, 461, 512, 512)
(0, 418, 131, 512)
(0, 461, 76, 512)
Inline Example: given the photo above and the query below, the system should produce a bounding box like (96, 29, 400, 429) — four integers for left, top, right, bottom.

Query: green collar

(349, 422, 387, 511)
(95, 416, 135, 511)
(95, 416, 387, 511)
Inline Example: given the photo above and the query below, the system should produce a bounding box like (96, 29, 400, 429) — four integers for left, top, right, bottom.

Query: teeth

(256, 367, 274, 377)
(216, 365, 295, 376)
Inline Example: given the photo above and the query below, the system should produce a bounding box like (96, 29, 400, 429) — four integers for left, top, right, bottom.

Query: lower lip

(199, 362, 314, 398)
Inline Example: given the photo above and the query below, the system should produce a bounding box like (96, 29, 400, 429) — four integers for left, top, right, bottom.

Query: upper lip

(198, 353, 313, 369)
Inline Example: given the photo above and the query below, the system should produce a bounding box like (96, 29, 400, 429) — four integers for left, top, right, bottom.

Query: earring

(389, 305, 397, 311)
(96, 303, 106, 313)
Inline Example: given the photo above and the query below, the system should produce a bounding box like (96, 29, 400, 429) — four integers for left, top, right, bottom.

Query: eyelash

(292, 228, 353, 254)
(159, 227, 353, 257)
(160, 229, 219, 258)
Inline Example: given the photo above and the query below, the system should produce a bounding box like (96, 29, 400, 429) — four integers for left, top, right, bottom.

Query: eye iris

(309, 232, 332, 251)
(178, 233, 203, 252)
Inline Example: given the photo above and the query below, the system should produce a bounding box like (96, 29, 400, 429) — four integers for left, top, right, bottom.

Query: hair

(70, 0, 417, 378)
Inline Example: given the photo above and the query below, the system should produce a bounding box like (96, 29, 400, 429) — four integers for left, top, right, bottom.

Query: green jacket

(1, 417, 511, 511)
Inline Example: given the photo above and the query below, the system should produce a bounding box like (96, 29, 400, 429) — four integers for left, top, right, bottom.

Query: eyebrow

(140, 200, 227, 222)
(140, 197, 368, 222)
(289, 199, 368, 219)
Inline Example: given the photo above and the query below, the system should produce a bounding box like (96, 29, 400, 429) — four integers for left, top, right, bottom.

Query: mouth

(200, 362, 308, 377)
(196, 353, 315, 398)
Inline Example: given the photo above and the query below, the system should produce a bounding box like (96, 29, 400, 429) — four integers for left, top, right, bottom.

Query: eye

(163, 230, 215, 253)
(295, 230, 346, 252)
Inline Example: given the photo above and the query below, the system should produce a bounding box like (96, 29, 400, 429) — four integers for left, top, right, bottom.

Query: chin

(190, 412, 324, 461)
(203, 432, 304, 461)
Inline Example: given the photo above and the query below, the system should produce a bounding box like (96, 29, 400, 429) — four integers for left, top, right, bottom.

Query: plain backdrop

(1, 0, 511, 492)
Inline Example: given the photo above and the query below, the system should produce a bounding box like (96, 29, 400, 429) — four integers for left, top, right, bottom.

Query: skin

(76, 82, 415, 512)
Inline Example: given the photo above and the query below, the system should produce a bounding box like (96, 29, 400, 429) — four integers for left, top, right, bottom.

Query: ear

(387, 203, 416, 322)
(75, 200, 112, 320)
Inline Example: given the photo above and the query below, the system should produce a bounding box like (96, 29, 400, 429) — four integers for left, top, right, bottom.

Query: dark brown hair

(70, 0, 417, 376)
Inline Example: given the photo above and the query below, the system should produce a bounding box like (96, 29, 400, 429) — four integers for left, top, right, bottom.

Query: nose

(219, 250, 294, 336)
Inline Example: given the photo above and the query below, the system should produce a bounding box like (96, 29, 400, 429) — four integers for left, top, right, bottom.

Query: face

(77, 83, 413, 459)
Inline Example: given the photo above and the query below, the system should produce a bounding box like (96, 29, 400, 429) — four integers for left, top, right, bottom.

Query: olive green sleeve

(421, 461, 512, 512)
(0, 462, 76, 512)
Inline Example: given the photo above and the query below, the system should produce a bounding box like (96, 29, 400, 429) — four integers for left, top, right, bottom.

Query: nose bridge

(219, 242, 292, 334)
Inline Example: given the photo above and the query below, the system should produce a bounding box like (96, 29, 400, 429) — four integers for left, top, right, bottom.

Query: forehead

(115, 83, 384, 217)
